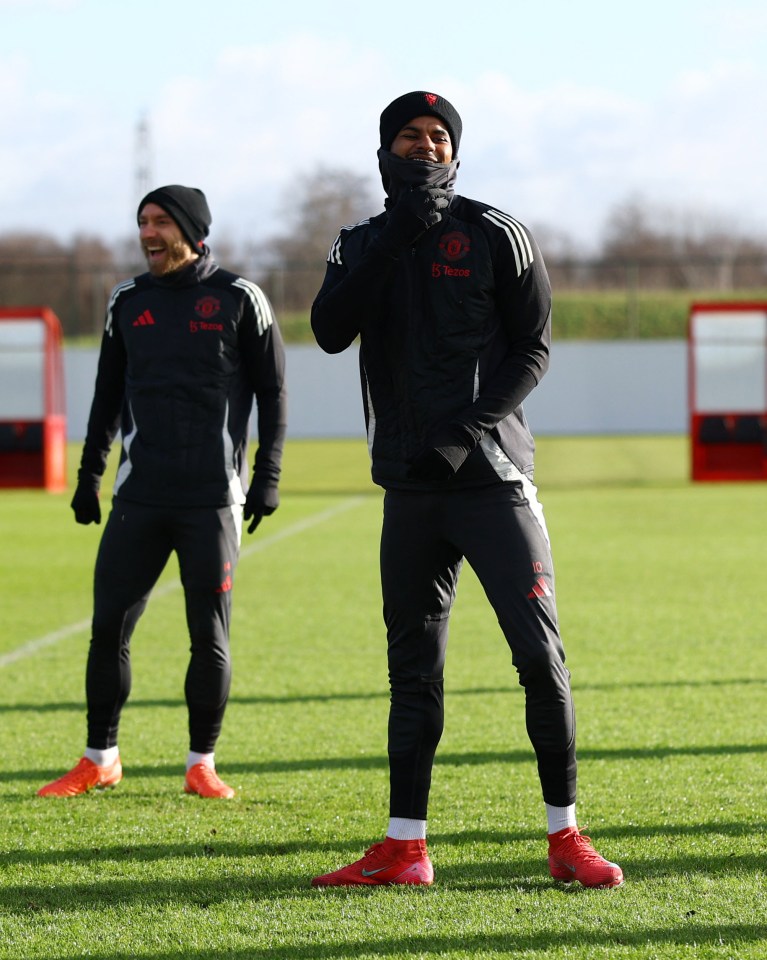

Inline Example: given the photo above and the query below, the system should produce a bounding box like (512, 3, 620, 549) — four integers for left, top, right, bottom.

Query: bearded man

(38, 185, 287, 800)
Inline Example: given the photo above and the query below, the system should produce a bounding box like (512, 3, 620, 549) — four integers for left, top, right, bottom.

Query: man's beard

(145, 238, 194, 276)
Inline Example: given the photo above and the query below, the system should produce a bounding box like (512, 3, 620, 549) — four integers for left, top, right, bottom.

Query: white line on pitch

(0, 496, 367, 670)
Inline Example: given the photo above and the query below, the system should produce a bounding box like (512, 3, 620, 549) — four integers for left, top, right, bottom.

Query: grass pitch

(1, 437, 765, 959)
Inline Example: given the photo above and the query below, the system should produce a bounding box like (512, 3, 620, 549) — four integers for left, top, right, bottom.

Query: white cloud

(0, 32, 764, 252)
(453, 58, 767, 247)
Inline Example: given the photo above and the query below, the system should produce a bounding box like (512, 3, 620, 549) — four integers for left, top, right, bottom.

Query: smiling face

(390, 115, 453, 165)
(138, 202, 198, 276)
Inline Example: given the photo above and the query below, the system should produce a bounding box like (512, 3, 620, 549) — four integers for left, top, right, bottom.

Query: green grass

(1, 438, 766, 959)
(270, 289, 767, 343)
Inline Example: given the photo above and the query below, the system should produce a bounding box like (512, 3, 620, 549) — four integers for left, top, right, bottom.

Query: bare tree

(597, 194, 767, 290)
(531, 223, 586, 289)
(255, 167, 378, 313)
(0, 232, 119, 337)
(70, 234, 120, 336)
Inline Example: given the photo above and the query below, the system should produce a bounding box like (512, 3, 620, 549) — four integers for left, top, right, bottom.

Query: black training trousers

(85, 498, 241, 754)
(381, 481, 577, 819)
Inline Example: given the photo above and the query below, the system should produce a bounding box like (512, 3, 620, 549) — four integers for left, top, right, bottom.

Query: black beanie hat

(379, 91, 462, 155)
(137, 184, 212, 252)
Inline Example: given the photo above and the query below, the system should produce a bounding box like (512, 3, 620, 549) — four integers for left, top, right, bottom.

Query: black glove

(376, 185, 450, 256)
(407, 431, 474, 483)
(71, 474, 101, 525)
(243, 482, 279, 534)
(407, 448, 456, 483)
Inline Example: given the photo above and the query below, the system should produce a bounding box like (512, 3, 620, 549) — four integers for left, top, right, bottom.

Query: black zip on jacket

(79, 253, 287, 508)
(311, 195, 551, 490)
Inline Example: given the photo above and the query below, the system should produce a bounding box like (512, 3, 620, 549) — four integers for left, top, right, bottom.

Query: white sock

(187, 751, 214, 772)
(387, 817, 427, 841)
(546, 803, 577, 834)
(84, 746, 119, 767)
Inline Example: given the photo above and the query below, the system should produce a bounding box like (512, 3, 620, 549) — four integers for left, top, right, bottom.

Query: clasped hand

(379, 185, 450, 251)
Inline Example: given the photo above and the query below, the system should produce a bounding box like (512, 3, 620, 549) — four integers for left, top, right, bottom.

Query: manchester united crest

(438, 231, 471, 262)
(195, 296, 221, 319)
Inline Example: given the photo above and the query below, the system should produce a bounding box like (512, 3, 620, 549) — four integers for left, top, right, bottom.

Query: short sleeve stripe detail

(232, 278, 274, 335)
(328, 233, 343, 264)
(327, 218, 370, 265)
(482, 209, 534, 276)
(105, 278, 136, 335)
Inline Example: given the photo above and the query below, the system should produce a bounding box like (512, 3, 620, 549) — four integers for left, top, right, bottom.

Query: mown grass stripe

(0, 496, 366, 670)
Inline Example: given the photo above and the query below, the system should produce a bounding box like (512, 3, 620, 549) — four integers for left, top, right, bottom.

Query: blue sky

(1, 0, 765, 252)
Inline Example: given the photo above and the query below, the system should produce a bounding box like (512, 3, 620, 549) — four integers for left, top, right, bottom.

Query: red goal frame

(688, 301, 767, 482)
(0, 306, 67, 491)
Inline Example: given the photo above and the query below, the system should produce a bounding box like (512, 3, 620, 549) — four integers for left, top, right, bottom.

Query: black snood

(377, 149, 460, 207)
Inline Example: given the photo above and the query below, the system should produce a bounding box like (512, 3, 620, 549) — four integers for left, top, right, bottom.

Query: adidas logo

(527, 576, 553, 600)
(215, 575, 233, 594)
(133, 309, 156, 327)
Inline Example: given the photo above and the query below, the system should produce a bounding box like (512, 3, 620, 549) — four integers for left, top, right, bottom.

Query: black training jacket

(79, 254, 287, 508)
(311, 195, 552, 490)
